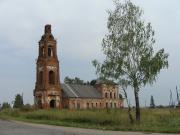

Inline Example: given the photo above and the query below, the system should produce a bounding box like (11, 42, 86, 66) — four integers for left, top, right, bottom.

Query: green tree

(1, 102, 11, 110)
(92, 0, 168, 122)
(74, 77, 84, 84)
(90, 79, 97, 86)
(64, 76, 84, 85)
(13, 94, 24, 108)
(150, 95, 155, 108)
(64, 76, 73, 84)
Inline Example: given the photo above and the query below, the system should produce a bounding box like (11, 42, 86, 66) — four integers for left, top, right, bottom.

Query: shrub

(1, 102, 11, 110)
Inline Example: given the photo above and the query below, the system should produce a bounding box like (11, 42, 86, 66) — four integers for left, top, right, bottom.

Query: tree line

(64, 76, 97, 86)
(0, 94, 29, 111)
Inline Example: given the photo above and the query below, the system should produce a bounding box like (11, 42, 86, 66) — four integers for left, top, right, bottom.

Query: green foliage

(90, 79, 97, 86)
(1, 102, 11, 110)
(20, 104, 34, 112)
(150, 95, 155, 108)
(13, 94, 24, 108)
(0, 108, 20, 117)
(92, 0, 168, 122)
(64, 76, 84, 84)
(119, 94, 123, 99)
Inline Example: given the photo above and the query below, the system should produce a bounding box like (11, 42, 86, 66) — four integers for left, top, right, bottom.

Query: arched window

(106, 102, 108, 108)
(39, 71, 43, 84)
(40, 47, 45, 57)
(87, 103, 89, 109)
(114, 103, 116, 108)
(110, 92, 112, 99)
(105, 92, 108, 98)
(48, 45, 53, 57)
(91, 103, 94, 108)
(49, 71, 55, 84)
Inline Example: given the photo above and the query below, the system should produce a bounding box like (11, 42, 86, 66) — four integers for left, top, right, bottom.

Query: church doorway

(50, 100, 56, 108)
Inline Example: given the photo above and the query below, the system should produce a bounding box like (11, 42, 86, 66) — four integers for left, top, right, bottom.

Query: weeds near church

(0, 108, 180, 133)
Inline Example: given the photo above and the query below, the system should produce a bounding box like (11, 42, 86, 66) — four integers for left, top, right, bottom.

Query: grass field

(0, 108, 180, 133)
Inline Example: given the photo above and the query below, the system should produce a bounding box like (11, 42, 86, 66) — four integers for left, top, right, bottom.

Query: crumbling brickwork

(34, 25, 62, 109)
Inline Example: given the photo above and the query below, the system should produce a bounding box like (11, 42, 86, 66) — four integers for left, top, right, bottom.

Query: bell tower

(34, 24, 62, 109)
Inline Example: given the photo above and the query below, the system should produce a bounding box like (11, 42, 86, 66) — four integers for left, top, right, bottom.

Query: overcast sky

(0, 0, 180, 107)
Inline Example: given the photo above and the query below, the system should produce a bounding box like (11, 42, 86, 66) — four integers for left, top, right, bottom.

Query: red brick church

(34, 25, 123, 109)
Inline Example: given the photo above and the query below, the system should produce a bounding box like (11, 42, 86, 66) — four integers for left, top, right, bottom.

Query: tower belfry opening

(49, 71, 55, 84)
(48, 45, 53, 57)
(34, 24, 61, 109)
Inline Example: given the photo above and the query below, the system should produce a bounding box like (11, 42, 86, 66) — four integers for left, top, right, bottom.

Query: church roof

(61, 84, 102, 99)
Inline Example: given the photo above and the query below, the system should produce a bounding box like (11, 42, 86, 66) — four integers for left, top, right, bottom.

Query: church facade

(34, 25, 123, 109)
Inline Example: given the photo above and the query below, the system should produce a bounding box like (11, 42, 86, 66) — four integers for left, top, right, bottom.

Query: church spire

(45, 24, 51, 34)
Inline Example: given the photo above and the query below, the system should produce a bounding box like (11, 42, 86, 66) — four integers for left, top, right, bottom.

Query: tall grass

(25, 109, 130, 126)
(0, 108, 180, 133)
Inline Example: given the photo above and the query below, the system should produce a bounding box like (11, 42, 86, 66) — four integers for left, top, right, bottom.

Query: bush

(20, 104, 34, 112)
(1, 102, 11, 110)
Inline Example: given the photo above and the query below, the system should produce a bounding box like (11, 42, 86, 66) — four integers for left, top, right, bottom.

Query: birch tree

(92, 0, 168, 122)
